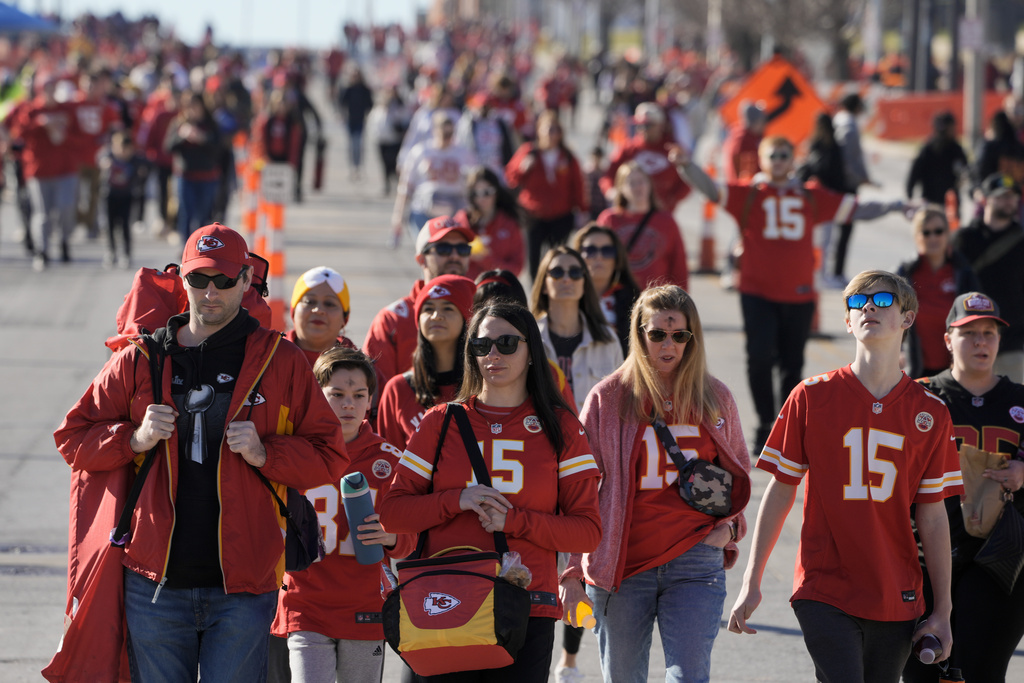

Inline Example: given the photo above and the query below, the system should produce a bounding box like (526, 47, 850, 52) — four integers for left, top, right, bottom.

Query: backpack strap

(625, 208, 657, 254)
(110, 336, 165, 546)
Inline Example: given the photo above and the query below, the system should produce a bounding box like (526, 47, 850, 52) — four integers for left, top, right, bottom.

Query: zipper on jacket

(151, 576, 167, 603)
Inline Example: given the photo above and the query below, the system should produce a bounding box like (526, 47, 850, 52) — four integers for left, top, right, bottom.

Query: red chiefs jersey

(456, 210, 526, 279)
(596, 208, 689, 291)
(757, 365, 963, 621)
(272, 421, 412, 641)
(722, 181, 855, 303)
(624, 410, 722, 579)
(381, 398, 601, 620)
(600, 139, 691, 211)
(363, 281, 424, 389)
(72, 97, 122, 167)
(377, 373, 458, 451)
(505, 143, 587, 219)
(9, 99, 82, 178)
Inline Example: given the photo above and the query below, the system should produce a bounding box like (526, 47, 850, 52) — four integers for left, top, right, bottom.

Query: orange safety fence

(872, 91, 1005, 141)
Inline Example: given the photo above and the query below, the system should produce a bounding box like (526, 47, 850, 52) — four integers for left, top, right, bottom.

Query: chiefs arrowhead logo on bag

(423, 592, 461, 616)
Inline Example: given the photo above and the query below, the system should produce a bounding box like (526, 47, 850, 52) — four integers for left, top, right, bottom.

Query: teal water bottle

(341, 472, 384, 565)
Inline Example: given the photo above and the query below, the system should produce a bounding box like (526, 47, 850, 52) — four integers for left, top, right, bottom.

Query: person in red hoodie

(136, 75, 179, 237)
(10, 75, 82, 270)
(363, 216, 474, 396)
(455, 166, 525, 279)
(506, 109, 588, 280)
(599, 103, 691, 216)
(272, 347, 414, 682)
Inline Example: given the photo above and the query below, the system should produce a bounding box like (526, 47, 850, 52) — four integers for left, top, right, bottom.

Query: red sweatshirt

(600, 138, 691, 211)
(505, 142, 587, 219)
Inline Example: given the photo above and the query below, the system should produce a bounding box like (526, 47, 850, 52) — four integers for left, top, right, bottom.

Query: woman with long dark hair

(571, 223, 641, 356)
(376, 275, 475, 450)
(561, 285, 751, 683)
(455, 166, 525, 279)
(380, 301, 602, 682)
(530, 246, 623, 413)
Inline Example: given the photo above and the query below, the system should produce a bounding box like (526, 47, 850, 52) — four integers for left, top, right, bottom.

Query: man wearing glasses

(364, 215, 474, 392)
(680, 136, 908, 453)
(729, 270, 962, 683)
(55, 223, 347, 682)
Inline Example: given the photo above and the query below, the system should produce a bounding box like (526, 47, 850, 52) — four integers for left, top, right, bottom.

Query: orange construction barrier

(873, 91, 1004, 141)
(698, 165, 719, 274)
(945, 189, 960, 231)
(264, 201, 286, 331)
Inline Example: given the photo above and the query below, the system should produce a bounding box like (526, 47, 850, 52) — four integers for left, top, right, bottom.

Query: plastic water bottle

(913, 633, 943, 664)
(573, 601, 596, 629)
(341, 472, 384, 565)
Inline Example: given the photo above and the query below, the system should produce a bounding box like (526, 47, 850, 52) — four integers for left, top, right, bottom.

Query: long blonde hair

(620, 285, 719, 424)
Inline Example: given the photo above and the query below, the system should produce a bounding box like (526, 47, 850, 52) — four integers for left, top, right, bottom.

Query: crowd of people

(43, 11, 1024, 683)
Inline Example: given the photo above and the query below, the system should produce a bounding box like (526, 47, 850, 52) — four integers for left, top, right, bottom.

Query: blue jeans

(587, 543, 727, 683)
(177, 178, 220, 241)
(124, 568, 277, 683)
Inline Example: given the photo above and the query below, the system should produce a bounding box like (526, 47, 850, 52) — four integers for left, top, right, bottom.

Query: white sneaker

(555, 665, 585, 683)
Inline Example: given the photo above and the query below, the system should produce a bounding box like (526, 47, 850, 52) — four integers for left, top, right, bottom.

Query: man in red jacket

(600, 102, 691, 213)
(55, 223, 347, 682)
(363, 215, 474, 395)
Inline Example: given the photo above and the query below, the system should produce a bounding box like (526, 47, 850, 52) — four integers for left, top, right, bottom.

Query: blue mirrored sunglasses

(846, 292, 896, 310)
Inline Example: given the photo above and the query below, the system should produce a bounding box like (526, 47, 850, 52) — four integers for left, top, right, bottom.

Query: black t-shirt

(162, 311, 255, 588)
(549, 330, 583, 394)
(920, 370, 1024, 561)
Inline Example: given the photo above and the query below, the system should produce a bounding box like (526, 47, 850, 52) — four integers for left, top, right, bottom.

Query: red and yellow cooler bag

(382, 546, 531, 676)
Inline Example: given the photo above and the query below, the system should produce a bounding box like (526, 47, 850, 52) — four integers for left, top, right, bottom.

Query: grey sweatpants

(28, 173, 78, 257)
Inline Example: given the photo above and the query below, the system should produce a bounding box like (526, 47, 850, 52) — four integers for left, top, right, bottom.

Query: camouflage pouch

(651, 415, 733, 517)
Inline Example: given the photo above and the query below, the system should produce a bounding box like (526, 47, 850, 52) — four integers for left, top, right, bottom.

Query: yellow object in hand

(574, 602, 596, 629)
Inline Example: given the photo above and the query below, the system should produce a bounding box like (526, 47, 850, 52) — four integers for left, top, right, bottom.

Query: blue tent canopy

(0, 2, 58, 34)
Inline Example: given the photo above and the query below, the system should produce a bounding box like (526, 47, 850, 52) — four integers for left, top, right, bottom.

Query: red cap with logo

(181, 223, 251, 278)
(415, 215, 475, 255)
(414, 274, 476, 323)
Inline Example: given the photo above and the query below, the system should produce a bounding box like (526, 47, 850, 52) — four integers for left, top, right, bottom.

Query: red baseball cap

(181, 223, 251, 278)
(415, 215, 474, 255)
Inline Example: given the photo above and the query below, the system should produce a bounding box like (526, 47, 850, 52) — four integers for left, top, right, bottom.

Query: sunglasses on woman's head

(467, 334, 528, 356)
(580, 245, 617, 259)
(846, 292, 896, 310)
(184, 271, 243, 290)
(547, 266, 585, 280)
(642, 328, 693, 344)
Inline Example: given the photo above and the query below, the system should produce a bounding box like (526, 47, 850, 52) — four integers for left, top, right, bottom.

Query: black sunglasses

(920, 229, 946, 237)
(427, 242, 472, 257)
(547, 266, 585, 280)
(581, 245, 617, 259)
(643, 327, 693, 344)
(184, 270, 244, 290)
(467, 334, 528, 356)
(769, 151, 792, 161)
(846, 292, 896, 310)
(473, 187, 497, 198)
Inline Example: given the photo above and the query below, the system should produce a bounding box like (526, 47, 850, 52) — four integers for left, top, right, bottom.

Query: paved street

(0, 82, 1020, 682)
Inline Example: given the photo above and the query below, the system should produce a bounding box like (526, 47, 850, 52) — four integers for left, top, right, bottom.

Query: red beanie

(414, 275, 476, 324)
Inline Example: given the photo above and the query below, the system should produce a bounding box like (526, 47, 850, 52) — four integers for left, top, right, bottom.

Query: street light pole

(963, 0, 987, 150)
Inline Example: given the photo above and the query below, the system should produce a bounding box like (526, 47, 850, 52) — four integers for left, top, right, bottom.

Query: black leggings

(793, 599, 915, 683)
(832, 221, 854, 278)
(563, 622, 583, 655)
(902, 559, 1024, 683)
(526, 213, 576, 281)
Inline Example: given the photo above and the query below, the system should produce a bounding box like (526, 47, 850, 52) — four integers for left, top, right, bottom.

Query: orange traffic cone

(697, 165, 719, 274)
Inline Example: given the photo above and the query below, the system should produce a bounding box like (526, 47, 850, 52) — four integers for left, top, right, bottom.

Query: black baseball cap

(947, 292, 1008, 328)
(981, 173, 1020, 198)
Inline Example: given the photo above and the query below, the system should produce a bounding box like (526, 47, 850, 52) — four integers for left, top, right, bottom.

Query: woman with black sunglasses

(571, 224, 642, 356)
(560, 284, 750, 683)
(380, 301, 602, 682)
(530, 246, 623, 413)
(455, 166, 525, 279)
(377, 275, 475, 451)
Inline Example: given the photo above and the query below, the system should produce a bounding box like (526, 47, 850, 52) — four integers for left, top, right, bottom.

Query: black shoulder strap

(649, 410, 721, 473)
(972, 226, 1024, 273)
(450, 403, 511, 556)
(625, 208, 657, 253)
(411, 403, 457, 559)
(110, 336, 165, 546)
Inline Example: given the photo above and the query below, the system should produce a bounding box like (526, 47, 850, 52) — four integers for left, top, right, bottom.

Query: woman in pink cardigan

(560, 284, 751, 683)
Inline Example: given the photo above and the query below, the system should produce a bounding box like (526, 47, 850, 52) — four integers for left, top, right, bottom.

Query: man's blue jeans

(124, 568, 277, 682)
(586, 543, 727, 683)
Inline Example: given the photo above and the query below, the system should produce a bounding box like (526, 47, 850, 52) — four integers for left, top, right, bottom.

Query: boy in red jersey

(272, 347, 414, 681)
(728, 270, 963, 683)
(680, 137, 910, 451)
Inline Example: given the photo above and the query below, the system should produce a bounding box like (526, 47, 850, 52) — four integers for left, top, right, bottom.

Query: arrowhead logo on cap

(197, 236, 225, 252)
(429, 286, 452, 298)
